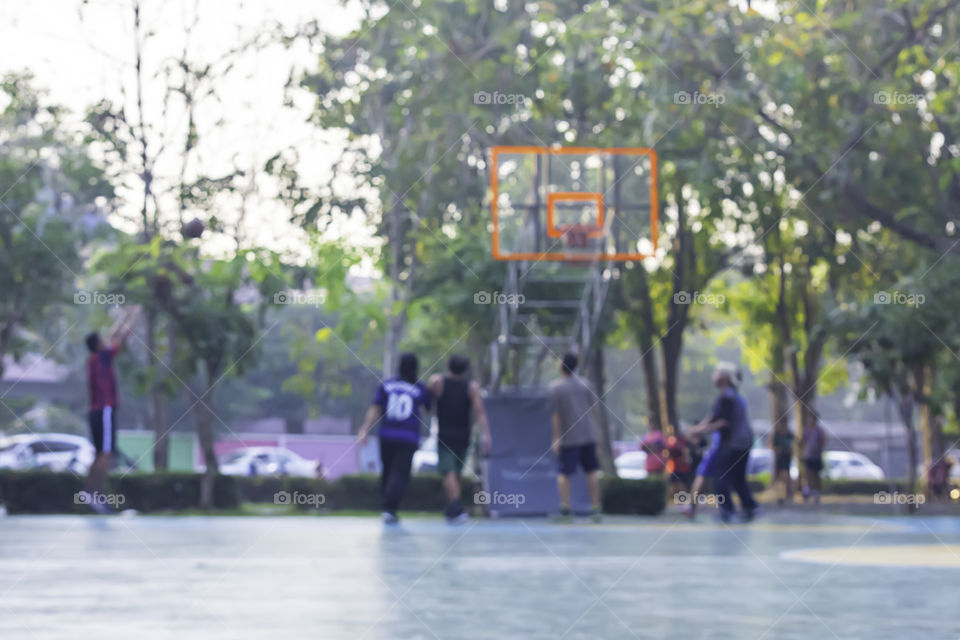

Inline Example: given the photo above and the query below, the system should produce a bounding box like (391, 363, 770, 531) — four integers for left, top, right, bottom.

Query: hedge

(0, 471, 239, 514)
(602, 477, 667, 515)
(17, 471, 922, 516)
(321, 474, 479, 512)
(112, 473, 240, 511)
(0, 471, 85, 514)
(821, 479, 909, 495)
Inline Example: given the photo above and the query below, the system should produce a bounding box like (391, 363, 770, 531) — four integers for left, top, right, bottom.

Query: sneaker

(590, 510, 602, 524)
(715, 509, 734, 524)
(381, 511, 399, 526)
(740, 506, 762, 522)
(554, 507, 573, 523)
(445, 512, 469, 525)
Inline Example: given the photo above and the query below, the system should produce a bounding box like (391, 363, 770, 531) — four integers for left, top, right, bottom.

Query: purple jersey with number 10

(374, 378, 431, 444)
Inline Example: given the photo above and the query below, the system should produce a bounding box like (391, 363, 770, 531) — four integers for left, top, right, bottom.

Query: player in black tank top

(437, 377, 471, 448)
(428, 355, 491, 523)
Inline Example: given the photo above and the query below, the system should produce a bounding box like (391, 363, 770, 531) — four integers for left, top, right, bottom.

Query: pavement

(1, 512, 959, 639)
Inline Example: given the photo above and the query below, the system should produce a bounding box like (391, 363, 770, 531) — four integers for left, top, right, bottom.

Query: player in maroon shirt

(82, 306, 140, 513)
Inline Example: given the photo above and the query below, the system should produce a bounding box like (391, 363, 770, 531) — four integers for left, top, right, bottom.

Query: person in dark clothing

(690, 362, 758, 522)
(357, 353, 431, 525)
(82, 306, 140, 514)
(428, 355, 492, 523)
(770, 422, 795, 506)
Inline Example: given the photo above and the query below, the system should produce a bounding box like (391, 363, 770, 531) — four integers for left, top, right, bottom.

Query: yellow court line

(783, 544, 960, 568)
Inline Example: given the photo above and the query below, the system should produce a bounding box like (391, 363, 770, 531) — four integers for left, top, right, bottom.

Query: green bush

(234, 476, 287, 504)
(326, 473, 479, 511)
(1, 470, 667, 515)
(283, 477, 333, 511)
(0, 471, 85, 514)
(822, 479, 908, 495)
(0, 471, 240, 513)
(113, 473, 240, 511)
(601, 477, 667, 515)
(748, 471, 771, 490)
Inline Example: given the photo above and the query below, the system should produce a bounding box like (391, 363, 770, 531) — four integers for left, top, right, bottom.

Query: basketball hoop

(560, 223, 601, 266)
(562, 223, 592, 249)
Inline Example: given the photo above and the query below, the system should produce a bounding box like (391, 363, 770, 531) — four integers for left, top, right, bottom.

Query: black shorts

(88, 407, 117, 454)
(775, 453, 792, 474)
(558, 443, 599, 476)
(804, 457, 823, 473)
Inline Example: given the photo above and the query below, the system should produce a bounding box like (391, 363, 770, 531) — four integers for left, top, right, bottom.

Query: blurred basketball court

(2, 514, 958, 639)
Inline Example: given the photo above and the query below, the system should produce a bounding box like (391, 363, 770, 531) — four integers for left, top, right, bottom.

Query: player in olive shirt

(548, 353, 602, 521)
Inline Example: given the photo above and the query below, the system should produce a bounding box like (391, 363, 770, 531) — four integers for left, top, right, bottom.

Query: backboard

(490, 146, 658, 261)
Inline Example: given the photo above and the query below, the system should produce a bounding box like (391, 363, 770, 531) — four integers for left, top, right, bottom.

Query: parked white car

(823, 451, 884, 480)
(0, 433, 95, 474)
(217, 447, 320, 477)
(747, 448, 773, 476)
(614, 451, 648, 480)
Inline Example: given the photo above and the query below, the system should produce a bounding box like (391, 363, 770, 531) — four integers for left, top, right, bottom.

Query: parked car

(0, 433, 96, 474)
(747, 448, 772, 476)
(823, 451, 884, 480)
(412, 438, 438, 474)
(614, 451, 648, 480)
(217, 447, 320, 477)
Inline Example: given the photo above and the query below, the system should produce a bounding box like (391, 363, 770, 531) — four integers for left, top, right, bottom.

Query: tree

(82, 0, 279, 468)
(0, 73, 112, 381)
(96, 238, 286, 506)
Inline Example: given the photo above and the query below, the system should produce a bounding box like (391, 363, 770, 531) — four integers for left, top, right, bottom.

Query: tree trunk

(144, 309, 170, 471)
(768, 341, 791, 468)
(913, 364, 941, 493)
(382, 197, 405, 378)
(588, 345, 616, 475)
(197, 369, 219, 510)
(660, 328, 683, 436)
(631, 268, 663, 431)
(897, 392, 919, 515)
(661, 193, 692, 436)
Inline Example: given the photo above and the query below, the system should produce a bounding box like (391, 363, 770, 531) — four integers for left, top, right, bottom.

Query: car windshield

(219, 451, 248, 464)
(0, 440, 18, 453)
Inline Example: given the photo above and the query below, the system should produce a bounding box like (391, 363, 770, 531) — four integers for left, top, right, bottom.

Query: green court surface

(1, 513, 958, 639)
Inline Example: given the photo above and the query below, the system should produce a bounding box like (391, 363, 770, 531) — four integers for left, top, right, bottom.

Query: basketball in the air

(182, 217, 204, 239)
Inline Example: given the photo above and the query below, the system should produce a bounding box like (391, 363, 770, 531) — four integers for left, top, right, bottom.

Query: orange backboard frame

(490, 145, 658, 262)
(546, 192, 605, 239)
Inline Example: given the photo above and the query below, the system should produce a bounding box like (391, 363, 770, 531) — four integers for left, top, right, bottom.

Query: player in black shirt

(428, 355, 491, 523)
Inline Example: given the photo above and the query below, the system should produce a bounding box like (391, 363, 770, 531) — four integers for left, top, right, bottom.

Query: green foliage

(0, 72, 112, 374)
(0, 470, 85, 514)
